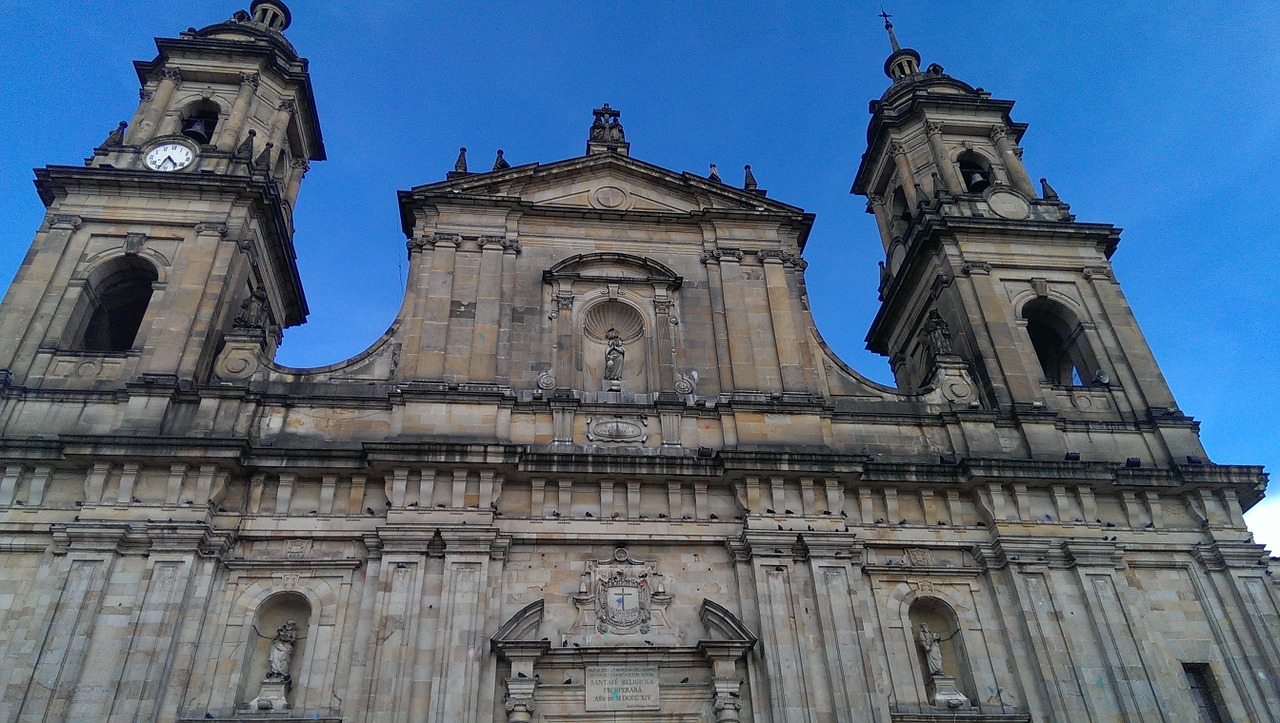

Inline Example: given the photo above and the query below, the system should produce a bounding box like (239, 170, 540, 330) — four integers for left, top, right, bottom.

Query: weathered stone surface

(0, 5, 1273, 723)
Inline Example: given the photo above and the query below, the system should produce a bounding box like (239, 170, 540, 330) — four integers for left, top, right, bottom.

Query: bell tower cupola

(851, 14, 1203, 465)
(879, 11, 920, 81)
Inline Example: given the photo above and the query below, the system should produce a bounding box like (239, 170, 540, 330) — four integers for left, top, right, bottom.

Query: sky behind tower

(0, 1, 1276, 547)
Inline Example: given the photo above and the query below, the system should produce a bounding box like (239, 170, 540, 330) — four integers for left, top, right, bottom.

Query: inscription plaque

(585, 665, 660, 711)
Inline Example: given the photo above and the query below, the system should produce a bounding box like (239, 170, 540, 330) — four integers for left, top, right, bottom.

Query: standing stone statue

(919, 623, 944, 676)
(603, 327, 624, 380)
(267, 620, 298, 681)
(923, 309, 954, 356)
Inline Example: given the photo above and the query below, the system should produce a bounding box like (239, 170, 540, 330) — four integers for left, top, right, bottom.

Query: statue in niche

(234, 287, 269, 331)
(918, 622, 956, 676)
(603, 327, 624, 380)
(265, 620, 298, 681)
(923, 309, 954, 356)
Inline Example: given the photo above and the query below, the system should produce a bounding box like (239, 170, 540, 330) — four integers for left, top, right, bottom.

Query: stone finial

(493, 149, 510, 171)
(743, 165, 757, 191)
(100, 121, 127, 148)
(454, 147, 468, 173)
(708, 163, 722, 183)
(1040, 177, 1060, 201)
(255, 141, 274, 170)
(232, 129, 256, 167)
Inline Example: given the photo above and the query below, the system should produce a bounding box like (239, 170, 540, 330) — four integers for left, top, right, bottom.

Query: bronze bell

(182, 117, 213, 145)
(967, 171, 989, 192)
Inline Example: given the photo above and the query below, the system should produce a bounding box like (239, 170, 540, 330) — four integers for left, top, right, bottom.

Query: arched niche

(243, 591, 312, 704)
(908, 596, 976, 705)
(580, 298, 649, 392)
(544, 252, 682, 393)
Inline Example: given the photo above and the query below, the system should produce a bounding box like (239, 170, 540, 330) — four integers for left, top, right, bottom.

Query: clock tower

(0, 0, 322, 402)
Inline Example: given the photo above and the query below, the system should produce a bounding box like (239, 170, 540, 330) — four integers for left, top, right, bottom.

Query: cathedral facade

(0, 3, 1275, 722)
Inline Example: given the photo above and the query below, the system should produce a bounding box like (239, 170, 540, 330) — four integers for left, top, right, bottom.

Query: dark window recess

(77, 261, 158, 352)
(1022, 298, 1098, 386)
(1183, 663, 1227, 723)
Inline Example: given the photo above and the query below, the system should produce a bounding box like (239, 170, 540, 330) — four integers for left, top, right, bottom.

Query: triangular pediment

(403, 153, 804, 217)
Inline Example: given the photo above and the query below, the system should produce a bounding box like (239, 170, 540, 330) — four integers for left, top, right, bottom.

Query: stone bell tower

(852, 15, 1204, 465)
(0, 0, 323, 394)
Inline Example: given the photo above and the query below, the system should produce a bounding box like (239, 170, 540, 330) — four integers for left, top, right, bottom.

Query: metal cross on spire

(879, 7, 902, 52)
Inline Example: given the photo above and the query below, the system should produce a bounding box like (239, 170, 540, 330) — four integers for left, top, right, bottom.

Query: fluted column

(217, 72, 259, 151)
(991, 126, 1037, 196)
(129, 67, 181, 145)
(890, 141, 921, 207)
(926, 122, 963, 194)
(263, 98, 296, 172)
(866, 194, 893, 250)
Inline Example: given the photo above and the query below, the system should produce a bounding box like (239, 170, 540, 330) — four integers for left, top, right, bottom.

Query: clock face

(144, 143, 195, 171)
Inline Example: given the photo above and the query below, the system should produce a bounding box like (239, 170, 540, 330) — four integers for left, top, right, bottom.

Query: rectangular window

(1182, 662, 1227, 723)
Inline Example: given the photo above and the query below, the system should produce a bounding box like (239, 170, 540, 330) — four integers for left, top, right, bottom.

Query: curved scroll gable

(492, 599, 546, 645)
(699, 598, 758, 645)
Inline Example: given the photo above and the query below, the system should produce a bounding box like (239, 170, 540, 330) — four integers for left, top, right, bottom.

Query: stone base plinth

(926, 674, 970, 709)
(247, 680, 291, 712)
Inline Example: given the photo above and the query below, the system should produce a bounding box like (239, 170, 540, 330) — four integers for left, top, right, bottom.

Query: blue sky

(1, 1, 1276, 547)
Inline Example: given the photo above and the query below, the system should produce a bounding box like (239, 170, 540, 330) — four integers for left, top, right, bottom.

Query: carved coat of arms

(562, 548, 684, 647)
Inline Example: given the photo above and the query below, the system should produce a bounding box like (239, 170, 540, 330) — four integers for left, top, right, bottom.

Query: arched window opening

(70, 257, 158, 352)
(957, 151, 992, 194)
(1022, 299, 1098, 386)
(180, 100, 221, 145)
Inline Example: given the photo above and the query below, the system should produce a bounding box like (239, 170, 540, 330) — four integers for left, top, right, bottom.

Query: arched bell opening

(1022, 298, 1101, 386)
(179, 99, 221, 145)
(957, 151, 993, 194)
(64, 256, 159, 352)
